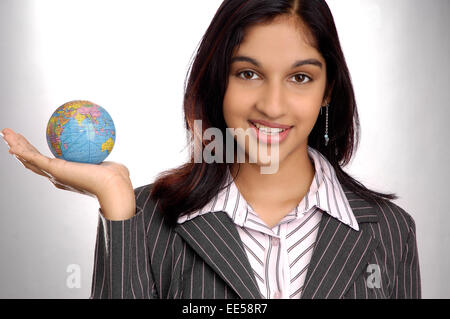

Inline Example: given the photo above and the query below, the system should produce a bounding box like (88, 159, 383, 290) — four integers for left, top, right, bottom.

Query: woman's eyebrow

(230, 55, 323, 69)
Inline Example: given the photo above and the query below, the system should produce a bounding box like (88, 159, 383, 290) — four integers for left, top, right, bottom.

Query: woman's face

(223, 15, 329, 168)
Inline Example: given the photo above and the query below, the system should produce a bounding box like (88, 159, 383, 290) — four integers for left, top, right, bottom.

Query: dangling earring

(322, 103, 329, 146)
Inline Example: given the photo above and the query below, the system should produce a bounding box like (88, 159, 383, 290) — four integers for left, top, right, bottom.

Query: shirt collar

(177, 146, 359, 231)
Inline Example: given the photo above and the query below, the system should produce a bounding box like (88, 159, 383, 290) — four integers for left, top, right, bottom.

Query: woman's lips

(249, 119, 293, 129)
(248, 120, 292, 144)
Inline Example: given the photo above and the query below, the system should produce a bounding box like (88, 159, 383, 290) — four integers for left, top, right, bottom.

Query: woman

(1, 0, 420, 299)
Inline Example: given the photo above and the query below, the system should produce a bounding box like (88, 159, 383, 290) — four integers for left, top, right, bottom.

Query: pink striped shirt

(177, 146, 359, 299)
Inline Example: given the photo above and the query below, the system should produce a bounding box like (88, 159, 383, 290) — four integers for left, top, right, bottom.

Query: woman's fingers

(13, 153, 84, 192)
(14, 153, 95, 197)
(13, 154, 50, 178)
(3, 128, 53, 174)
(2, 129, 50, 178)
(3, 129, 84, 192)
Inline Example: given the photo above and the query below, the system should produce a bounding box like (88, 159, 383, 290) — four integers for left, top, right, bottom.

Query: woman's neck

(229, 146, 316, 214)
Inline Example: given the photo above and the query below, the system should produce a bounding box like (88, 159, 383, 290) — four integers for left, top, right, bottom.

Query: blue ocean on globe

(46, 100, 116, 164)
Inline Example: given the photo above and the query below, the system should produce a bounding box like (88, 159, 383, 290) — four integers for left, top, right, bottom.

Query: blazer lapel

(301, 185, 380, 299)
(174, 211, 262, 299)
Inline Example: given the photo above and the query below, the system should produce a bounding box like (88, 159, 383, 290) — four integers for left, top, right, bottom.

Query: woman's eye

(290, 74, 312, 84)
(237, 70, 259, 80)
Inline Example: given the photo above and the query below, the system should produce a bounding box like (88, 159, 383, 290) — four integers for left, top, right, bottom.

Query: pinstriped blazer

(89, 182, 421, 299)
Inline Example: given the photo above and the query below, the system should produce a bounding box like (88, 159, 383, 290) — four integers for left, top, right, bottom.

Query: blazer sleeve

(393, 216, 421, 299)
(89, 187, 158, 299)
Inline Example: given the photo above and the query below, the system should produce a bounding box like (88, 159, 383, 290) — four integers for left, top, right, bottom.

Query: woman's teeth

(252, 122, 287, 134)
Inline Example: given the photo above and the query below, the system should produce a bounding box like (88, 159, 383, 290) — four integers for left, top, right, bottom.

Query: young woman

(1, 0, 420, 299)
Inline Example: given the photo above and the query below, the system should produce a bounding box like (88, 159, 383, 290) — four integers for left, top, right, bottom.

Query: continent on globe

(46, 100, 116, 164)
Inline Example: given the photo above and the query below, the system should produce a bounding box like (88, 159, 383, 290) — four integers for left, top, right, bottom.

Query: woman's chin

(241, 150, 282, 174)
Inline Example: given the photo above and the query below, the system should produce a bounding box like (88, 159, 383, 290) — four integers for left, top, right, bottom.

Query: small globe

(46, 100, 116, 164)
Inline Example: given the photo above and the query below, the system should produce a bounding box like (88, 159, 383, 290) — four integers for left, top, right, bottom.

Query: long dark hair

(150, 0, 397, 227)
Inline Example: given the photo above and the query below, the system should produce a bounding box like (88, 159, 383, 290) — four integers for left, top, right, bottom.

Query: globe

(46, 100, 116, 164)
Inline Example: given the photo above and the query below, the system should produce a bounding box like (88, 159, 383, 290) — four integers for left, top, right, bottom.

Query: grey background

(0, 0, 448, 298)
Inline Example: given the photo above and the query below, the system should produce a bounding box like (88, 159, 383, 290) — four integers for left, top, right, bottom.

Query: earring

(323, 103, 329, 146)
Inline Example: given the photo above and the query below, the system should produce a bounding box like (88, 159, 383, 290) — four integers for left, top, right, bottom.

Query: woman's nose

(255, 81, 287, 118)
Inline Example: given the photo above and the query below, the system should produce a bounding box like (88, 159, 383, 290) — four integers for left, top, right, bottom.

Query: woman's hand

(1, 128, 136, 220)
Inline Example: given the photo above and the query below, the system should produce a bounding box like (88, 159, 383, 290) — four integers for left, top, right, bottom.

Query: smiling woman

(1, 0, 422, 300)
(89, 0, 424, 299)
(90, 0, 421, 299)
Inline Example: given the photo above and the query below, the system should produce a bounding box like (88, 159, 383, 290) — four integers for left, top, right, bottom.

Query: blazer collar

(174, 183, 379, 299)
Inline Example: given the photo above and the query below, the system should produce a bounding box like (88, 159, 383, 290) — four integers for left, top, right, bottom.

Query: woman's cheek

(293, 108, 320, 134)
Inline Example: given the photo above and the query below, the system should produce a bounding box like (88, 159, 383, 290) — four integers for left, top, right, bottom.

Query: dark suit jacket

(89, 182, 421, 299)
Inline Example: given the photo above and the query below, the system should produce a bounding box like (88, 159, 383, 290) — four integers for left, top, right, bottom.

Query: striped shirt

(176, 146, 359, 299)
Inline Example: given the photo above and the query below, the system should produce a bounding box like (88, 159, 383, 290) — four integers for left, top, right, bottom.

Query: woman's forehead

(233, 16, 323, 67)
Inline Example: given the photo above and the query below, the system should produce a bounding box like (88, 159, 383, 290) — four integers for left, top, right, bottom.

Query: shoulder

(343, 185, 417, 236)
(358, 195, 418, 256)
(371, 196, 417, 234)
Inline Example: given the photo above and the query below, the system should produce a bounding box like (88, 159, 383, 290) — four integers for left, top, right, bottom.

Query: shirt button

(272, 291, 282, 299)
(271, 237, 280, 246)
